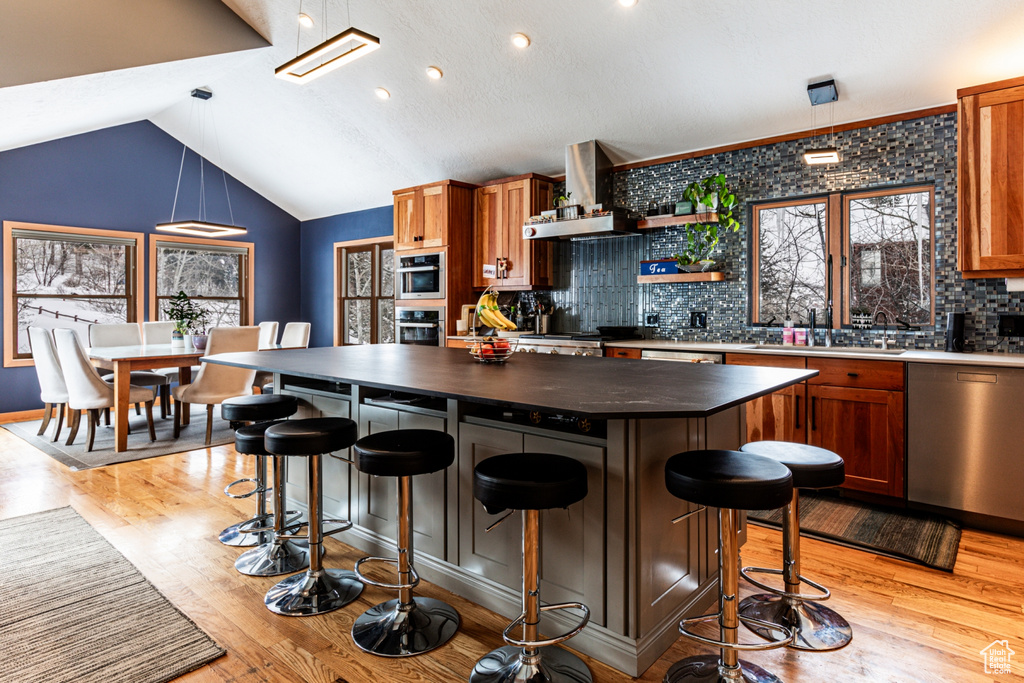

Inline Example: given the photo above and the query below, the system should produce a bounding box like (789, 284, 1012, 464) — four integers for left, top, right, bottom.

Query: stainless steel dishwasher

(640, 349, 724, 364)
(907, 362, 1024, 522)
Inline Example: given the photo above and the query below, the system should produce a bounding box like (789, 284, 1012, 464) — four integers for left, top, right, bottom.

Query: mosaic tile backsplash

(535, 112, 1024, 353)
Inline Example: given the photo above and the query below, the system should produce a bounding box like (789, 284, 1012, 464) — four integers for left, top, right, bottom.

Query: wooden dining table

(87, 344, 204, 452)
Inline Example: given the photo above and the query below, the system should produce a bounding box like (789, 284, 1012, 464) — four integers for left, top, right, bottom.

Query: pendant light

(276, 0, 380, 84)
(803, 79, 840, 165)
(156, 88, 247, 238)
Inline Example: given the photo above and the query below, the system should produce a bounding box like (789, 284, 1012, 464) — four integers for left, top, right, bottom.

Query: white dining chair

(257, 321, 279, 351)
(173, 326, 259, 445)
(90, 322, 171, 418)
(53, 329, 156, 452)
(28, 327, 69, 442)
(254, 322, 311, 393)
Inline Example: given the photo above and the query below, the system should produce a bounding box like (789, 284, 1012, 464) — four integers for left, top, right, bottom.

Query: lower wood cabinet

(726, 354, 806, 444)
(605, 347, 642, 359)
(457, 422, 606, 626)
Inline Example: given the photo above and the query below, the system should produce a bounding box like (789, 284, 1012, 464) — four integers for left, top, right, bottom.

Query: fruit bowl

(468, 336, 517, 363)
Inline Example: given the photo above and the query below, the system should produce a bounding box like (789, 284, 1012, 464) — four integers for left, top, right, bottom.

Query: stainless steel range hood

(522, 140, 638, 240)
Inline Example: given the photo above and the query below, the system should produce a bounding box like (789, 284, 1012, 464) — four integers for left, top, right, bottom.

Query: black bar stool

(663, 450, 794, 683)
(218, 394, 299, 547)
(350, 429, 460, 657)
(262, 417, 363, 617)
(738, 441, 853, 651)
(470, 453, 592, 683)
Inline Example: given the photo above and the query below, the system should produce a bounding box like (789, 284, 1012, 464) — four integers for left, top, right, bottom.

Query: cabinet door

(726, 354, 807, 444)
(313, 396, 353, 522)
(808, 385, 905, 497)
(355, 405, 400, 536)
(524, 434, 606, 626)
(398, 411, 448, 560)
(394, 190, 420, 250)
(280, 390, 321, 506)
(457, 423, 524, 590)
(474, 185, 502, 288)
(501, 180, 531, 287)
(421, 185, 446, 248)
(959, 85, 1024, 276)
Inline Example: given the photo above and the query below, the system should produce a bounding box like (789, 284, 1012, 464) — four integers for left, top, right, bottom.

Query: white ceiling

(4, 0, 1024, 221)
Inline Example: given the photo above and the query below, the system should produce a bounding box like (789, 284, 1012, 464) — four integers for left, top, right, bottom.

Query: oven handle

(397, 265, 440, 273)
(397, 322, 439, 328)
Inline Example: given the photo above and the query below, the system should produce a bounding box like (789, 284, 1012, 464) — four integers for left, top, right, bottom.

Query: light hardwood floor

(0, 426, 1020, 682)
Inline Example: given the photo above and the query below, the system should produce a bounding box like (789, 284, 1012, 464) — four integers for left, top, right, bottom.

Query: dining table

(87, 344, 204, 452)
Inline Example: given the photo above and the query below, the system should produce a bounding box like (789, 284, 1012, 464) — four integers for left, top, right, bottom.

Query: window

(752, 186, 934, 326)
(334, 237, 394, 345)
(4, 221, 143, 367)
(150, 235, 253, 328)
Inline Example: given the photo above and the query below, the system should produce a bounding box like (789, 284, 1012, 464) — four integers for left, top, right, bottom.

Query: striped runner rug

(748, 491, 962, 572)
(0, 507, 224, 683)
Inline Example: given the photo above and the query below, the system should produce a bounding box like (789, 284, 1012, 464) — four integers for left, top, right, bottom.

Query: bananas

(475, 291, 517, 331)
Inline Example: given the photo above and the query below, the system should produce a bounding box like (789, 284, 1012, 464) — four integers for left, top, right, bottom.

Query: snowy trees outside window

(154, 240, 251, 330)
(337, 241, 394, 345)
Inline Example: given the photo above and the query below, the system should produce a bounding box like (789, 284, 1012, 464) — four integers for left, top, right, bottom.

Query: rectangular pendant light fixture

(276, 27, 380, 84)
(803, 148, 841, 165)
(155, 220, 248, 238)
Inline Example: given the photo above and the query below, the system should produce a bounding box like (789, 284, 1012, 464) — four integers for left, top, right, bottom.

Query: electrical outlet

(645, 311, 659, 327)
(998, 314, 1024, 337)
(690, 311, 707, 329)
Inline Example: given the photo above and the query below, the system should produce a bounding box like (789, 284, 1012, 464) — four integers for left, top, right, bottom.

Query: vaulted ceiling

(4, 0, 1024, 221)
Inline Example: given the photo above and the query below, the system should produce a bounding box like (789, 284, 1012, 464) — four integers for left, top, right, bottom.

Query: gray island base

(204, 345, 815, 676)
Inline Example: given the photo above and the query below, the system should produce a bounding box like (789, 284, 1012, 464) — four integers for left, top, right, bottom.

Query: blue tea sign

(640, 259, 679, 275)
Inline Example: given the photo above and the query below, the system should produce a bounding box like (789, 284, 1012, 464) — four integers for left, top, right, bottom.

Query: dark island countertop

(204, 345, 817, 420)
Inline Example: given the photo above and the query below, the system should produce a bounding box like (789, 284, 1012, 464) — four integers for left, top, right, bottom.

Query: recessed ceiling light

(426, 66, 443, 80)
(619, 0, 638, 6)
(512, 33, 531, 49)
(375, 87, 391, 100)
(298, 12, 314, 28)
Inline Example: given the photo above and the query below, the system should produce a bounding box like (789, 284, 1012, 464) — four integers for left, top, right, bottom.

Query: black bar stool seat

(738, 441, 853, 652)
(261, 417, 362, 617)
(221, 393, 298, 424)
(234, 421, 276, 455)
(350, 429, 460, 658)
(663, 450, 794, 683)
(470, 453, 593, 683)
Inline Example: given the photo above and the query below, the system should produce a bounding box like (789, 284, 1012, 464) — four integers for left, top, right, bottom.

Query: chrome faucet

(875, 311, 890, 350)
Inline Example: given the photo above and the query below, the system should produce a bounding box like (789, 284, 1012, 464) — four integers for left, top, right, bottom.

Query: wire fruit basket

(468, 336, 518, 363)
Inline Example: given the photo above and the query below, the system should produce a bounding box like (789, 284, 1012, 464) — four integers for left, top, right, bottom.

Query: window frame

(750, 184, 935, 327)
(3, 221, 144, 368)
(333, 236, 394, 346)
(148, 234, 254, 328)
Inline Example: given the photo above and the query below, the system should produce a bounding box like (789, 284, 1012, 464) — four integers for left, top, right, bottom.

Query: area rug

(2, 403, 234, 470)
(0, 507, 224, 683)
(748, 491, 962, 572)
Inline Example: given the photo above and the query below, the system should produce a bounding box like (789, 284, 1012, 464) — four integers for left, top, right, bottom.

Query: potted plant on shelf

(672, 174, 739, 271)
(163, 291, 206, 348)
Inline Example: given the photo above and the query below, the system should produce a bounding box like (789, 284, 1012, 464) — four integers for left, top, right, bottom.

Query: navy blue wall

(299, 206, 392, 349)
(0, 120, 301, 413)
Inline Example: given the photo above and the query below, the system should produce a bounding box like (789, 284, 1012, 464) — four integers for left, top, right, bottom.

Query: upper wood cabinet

(958, 76, 1024, 278)
(393, 180, 474, 251)
(473, 174, 555, 290)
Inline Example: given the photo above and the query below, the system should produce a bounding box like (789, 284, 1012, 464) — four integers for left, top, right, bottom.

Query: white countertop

(605, 339, 1024, 368)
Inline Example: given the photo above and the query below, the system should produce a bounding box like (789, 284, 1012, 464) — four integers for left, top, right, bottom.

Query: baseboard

(0, 409, 45, 424)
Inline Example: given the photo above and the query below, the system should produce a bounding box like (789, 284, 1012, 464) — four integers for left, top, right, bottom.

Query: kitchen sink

(754, 344, 906, 355)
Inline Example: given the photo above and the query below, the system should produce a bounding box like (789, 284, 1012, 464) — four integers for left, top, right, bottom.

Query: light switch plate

(690, 311, 707, 328)
(645, 311, 659, 327)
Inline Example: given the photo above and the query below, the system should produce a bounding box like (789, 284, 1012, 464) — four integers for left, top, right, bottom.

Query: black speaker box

(945, 312, 965, 352)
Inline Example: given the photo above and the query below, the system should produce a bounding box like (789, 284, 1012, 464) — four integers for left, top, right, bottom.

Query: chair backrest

(53, 328, 113, 410)
(257, 321, 279, 350)
(28, 327, 68, 404)
(184, 326, 259, 401)
(280, 322, 311, 349)
(89, 322, 141, 348)
(141, 321, 176, 345)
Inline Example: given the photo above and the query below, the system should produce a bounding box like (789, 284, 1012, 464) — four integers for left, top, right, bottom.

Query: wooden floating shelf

(637, 272, 726, 284)
(637, 213, 719, 230)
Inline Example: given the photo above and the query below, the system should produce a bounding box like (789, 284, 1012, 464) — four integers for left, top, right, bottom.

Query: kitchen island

(204, 344, 815, 676)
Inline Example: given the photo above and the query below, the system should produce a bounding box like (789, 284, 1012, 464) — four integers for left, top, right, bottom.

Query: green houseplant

(673, 174, 740, 269)
(163, 291, 208, 347)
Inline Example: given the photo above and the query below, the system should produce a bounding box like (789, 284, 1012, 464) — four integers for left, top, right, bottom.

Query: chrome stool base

(264, 568, 363, 617)
(235, 538, 311, 577)
(218, 514, 274, 547)
(470, 644, 593, 683)
(351, 597, 460, 657)
(739, 593, 853, 651)
(664, 654, 783, 683)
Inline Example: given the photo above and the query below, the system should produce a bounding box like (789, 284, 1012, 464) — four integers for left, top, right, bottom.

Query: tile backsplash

(538, 111, 1024, 352)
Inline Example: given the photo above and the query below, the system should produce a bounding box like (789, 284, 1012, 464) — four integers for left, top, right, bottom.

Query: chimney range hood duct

(522, 140, 638, 240)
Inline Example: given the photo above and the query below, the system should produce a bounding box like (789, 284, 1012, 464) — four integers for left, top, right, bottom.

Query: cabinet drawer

(726, 353, 806, 369)
(807, 358, 904, 390)
(605, 347, 641, 359)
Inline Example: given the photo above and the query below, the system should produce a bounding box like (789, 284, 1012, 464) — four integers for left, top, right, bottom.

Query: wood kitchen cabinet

(473, 174, 555, 290)
(393, 180, 475, 251)
(958, 76, 1024, 277)
(605, 347, 642, 359)
(726, 353, 905, 498)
